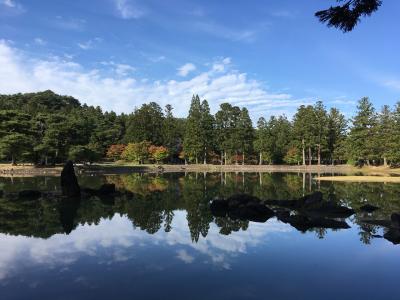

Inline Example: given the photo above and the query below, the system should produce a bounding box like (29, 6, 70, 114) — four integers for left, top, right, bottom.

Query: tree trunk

(195, 156, 198, 164)
(11, 154, 15, 166)
(242, 152, 245, 166)
(204, 151, 207, 165)
(185, 158, 187, 165)
(308, 147, 312, 166)
(224, 151, 227, 165)
(317, 144, 321, 165)
(384, 157, 388, 167)
(45, 156, 48, 166)
(221, 152, 223, 165)
(302, 139, 306, 166)
(259, 152, 262, 165)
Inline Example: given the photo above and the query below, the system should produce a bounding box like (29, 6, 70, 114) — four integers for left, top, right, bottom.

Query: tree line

(1, 90, 399, 166)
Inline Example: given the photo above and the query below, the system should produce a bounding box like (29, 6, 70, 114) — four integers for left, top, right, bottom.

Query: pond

(0, 172, 399, 300)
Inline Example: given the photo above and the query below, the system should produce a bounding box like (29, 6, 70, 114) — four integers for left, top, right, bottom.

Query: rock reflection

(0, 172, 399, 245)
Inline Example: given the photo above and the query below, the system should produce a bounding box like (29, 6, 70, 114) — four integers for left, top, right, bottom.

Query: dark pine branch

(315, 0, 382, 32)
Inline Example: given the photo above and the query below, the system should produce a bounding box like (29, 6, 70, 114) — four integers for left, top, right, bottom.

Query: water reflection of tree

(1, 173, 400, 245)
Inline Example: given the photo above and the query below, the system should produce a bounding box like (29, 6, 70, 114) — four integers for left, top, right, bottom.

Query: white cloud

(101, 61, 136, 76)
(114, 0, 144, 19)
(176, 249, 194, 264)
(34, 38, 46, 46)
(0, 40, 307, 119)
(177, 63, 196, 77)
(383, 79, 400, 91)
(193, 21, 263, 43)
(78, 38, 102, 50)
(78, 41, 93, 50)
(1, 0, 24, 13)
(2, 0, 15, 7)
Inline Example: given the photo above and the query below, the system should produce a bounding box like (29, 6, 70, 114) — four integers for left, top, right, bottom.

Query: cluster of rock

(361, 213, 400, 244)
(210, 191, 354, 231)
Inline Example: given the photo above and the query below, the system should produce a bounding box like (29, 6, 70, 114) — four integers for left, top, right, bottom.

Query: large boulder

(391, 213, 400, 229)
(229, 202, 274, 223)
(210, 199, 229, 217)
(360, 204, 380, 213)
(61, 161, 80, 198)
(303, 201, 355, 218)
(298, 191, 323, 208)
(384, 228, 400, 245)
(210, 194, 274, 223)
(277, 212, 350, 232)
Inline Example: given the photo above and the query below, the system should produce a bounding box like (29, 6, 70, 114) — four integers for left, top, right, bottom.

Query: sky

(0, 0, 399, 120)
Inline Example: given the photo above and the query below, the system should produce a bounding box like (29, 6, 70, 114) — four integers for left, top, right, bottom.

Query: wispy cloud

(0, 40, 306, 119)
(177, 63, 196, 77)
(176, 249, 194, 264)
(2, 0, 15, 7)
(383, 79, 400, 91)
(113, 0, 144, 19)
(34, 38, 46, 46)
(55, 16, 86, 31)
(1, 0, 25, 14)
(193, 21, 265, 43)
(101, 61, 136, 76)
(77, 38, 102, 50)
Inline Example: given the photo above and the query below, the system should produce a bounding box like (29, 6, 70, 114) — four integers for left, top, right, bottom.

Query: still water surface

(0, 172, 399, 300)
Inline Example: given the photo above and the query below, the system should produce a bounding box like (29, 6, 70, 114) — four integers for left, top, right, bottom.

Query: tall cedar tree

(236, 108, 254, 165)
(347, 97, 377, 165)
(183, 95, 203, 163)
(215, 103, 241, 164)
(327, 108, 347, 164)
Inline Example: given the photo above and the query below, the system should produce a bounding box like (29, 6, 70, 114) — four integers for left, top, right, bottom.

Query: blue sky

(0, 0, 399, 120)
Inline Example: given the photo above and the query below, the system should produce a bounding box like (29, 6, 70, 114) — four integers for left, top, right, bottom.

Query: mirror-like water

(0, 172, 399, 300)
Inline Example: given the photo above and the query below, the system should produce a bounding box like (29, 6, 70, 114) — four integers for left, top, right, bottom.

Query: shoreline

(1, 163, 400, 177)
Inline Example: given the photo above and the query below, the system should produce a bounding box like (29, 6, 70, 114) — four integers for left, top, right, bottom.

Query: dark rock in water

(298, 191, 323, 208)
(391, 213, 400, 229)
(263, 199, 299, 209)
(210, 194, 274, 222)
(265, 192, 323, 210)
(277, 213, 350, 232)
(226, 194, 260, 207)
(229, 202, 274, 223)
(59, 198, 80, 234)
(384, 228, 400, 245)
(18, 190, 42, 199)
(61, 161, 80, 198)
(304, 202, 355, 218)
(210, 199, 229, 217)
(361, 219, 392, 228)
(98, 183, 116, 195)
(360, 204, 380, 213)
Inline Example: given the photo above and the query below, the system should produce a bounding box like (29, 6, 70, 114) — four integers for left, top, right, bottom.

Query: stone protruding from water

(61, 161, 80, 198)
(210, 194, 275, 223)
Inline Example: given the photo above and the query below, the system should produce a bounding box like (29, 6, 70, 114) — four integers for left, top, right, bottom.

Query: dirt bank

(1, 163, 399, 177)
